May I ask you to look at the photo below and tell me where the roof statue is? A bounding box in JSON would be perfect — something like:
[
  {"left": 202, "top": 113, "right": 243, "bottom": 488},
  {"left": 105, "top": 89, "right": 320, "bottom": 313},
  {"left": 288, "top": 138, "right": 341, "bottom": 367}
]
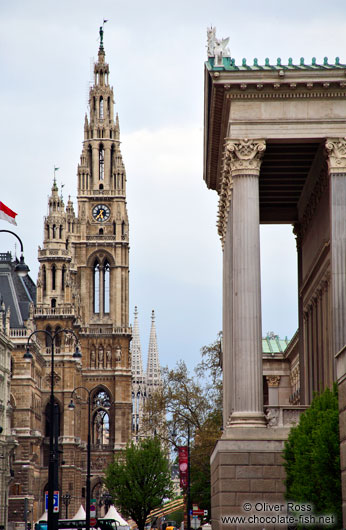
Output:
[
  {"left": 207, "top": 26, "right": 231, "bottom": 67},
  {"left": 99, "top": 26, "right": 104, "bottom": 49}
]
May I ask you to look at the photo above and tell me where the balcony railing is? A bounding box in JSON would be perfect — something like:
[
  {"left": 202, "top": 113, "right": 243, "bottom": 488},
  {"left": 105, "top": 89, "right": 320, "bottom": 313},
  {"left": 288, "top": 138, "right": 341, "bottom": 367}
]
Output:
[{"left": 34, "top": 306, "right": 74, "bottom": 317}]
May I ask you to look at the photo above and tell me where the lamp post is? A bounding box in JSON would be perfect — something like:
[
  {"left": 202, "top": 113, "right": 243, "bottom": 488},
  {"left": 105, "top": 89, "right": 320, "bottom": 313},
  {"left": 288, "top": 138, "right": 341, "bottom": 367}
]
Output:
[
  {"left": 61, "top": 493, "right": 72, "bottom": 519},
  {"left": 68, "top": 387, "right": 92, "bottom": 530},
  {"left": 0, "top": 230, "right": 30, "bottom": 276},
  {"left": 99, "top": 492, "right": 112, "bottom": 516},
  {"left": 24, "top": 329, "right": 81, "bottom": 530}
]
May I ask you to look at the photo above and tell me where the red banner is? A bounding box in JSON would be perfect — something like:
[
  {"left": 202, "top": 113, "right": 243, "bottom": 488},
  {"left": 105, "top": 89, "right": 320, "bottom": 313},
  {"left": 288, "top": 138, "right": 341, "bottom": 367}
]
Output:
[{"left": 178, "top": 446, "right": 188, "bottom": 489}]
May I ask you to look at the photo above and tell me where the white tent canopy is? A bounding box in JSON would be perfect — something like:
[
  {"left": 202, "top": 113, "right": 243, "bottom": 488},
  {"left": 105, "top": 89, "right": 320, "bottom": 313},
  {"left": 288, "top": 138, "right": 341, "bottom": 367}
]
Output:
[
  {"left": 36, "top": 511, "right": 47, "bottom": 523},
  {"left": 73, "top": 505, "right": 86, "bottom": 520},
  {"left": 104, "top": 505, "right": 129, "bottom": 527}
]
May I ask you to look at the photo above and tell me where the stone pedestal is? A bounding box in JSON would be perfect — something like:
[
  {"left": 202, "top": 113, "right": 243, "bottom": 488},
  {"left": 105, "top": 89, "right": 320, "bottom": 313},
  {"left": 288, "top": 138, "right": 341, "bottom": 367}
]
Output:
[{"left": 211, "top": 429, "right": 288, "bottom": 530}]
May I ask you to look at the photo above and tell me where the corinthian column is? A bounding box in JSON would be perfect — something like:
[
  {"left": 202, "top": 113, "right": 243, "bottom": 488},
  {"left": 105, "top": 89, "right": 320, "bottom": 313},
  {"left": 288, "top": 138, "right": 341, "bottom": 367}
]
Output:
[
  {"left": 220, "top": 138, "right": 266, "bottom": 428},
  {"left": 325, "top": 138, "right": 346, "bottom": 362}
]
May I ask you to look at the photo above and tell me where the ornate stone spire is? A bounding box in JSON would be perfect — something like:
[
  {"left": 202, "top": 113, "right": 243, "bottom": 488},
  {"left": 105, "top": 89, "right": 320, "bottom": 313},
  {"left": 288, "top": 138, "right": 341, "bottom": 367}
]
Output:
[
  {"left": 146, "top": 310, "right": 161, "bottom": 389},
  {"left": 131, "top": 306, "right": 145, "bottom": 383}
]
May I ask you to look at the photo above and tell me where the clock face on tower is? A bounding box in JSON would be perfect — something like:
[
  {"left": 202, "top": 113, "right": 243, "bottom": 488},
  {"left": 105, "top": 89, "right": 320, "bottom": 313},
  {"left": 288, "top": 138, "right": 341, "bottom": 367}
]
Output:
[{"left": 92, "top": 204, "right": 111, "bottom": 222}]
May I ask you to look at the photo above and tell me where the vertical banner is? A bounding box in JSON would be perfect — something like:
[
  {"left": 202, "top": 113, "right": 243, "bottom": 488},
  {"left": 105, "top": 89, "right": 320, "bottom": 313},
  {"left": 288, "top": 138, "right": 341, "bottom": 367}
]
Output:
[{"left": 178, "top": 446, "right": 188, "bottom": 489}]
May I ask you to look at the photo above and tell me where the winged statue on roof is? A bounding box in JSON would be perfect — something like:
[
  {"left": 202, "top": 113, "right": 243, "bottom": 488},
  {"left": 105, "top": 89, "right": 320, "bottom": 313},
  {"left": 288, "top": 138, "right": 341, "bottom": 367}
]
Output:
[{"left": 207, "top": 26, "right": 231, "bottom": 64}]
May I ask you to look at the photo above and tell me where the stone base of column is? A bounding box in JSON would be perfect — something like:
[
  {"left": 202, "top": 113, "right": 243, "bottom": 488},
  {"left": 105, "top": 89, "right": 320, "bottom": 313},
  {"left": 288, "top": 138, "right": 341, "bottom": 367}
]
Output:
[
  {"left": 210, "top": 428, "right": 290, "bottom": 530},
  {"left": 227, "top": 411, "right": 267, "bottom": 428},
  {"left": 336, "top": 345, "right": 346, "bottom": 528}
]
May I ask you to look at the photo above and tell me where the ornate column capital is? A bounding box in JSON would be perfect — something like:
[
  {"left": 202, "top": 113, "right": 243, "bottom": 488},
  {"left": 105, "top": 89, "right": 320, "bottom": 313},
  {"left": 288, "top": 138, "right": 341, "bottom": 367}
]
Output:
[
  {"left": 325, "top": 137, "right": 346, "bottom": 172},
  {"left": 225, "top": 138, "right": 266, "bottom": 176},
  {"left": 266, "top": 375, "right": 281, "bottom": 387},
  {"left": 217, "top": 138, "right": 266, "bottom": 246}
]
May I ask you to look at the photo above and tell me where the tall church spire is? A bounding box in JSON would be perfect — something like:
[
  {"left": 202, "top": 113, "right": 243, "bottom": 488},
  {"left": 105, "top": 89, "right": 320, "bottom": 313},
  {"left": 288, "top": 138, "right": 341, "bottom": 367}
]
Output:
[
  {"left": 146, "top": 310, "right": 161, "bottom": 388},
  {"left": 131, "top": 306, "right": 145, "bottom": 382}
]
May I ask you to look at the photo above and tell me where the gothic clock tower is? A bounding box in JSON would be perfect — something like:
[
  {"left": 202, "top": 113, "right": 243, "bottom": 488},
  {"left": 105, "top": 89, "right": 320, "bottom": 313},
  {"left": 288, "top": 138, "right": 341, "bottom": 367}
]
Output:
[{"left": 33, "top": 27, "right": 132, "bottom": 514}]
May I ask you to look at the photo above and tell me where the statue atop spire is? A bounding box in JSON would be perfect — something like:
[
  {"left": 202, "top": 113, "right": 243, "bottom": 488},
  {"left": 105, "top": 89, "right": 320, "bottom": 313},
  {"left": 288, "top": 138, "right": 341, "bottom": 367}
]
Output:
[
  {"left": 99, "top": 26, "right": 104, "bottom": 51},
  {"left": 99, "top": 20, "right": 108, "bottom": 52}
]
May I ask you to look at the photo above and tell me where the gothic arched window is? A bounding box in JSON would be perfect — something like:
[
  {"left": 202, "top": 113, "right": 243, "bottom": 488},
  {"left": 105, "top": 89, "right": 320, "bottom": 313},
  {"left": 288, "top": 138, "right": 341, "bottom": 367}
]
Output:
[
  {"left": 54, "top": 326, "right": 61, "bottom": 348},
  {"left": 62, "top": 265, "right": 66, "bottom": 290},
  {"left": 51, "top": 265, "right": 56, "bottom": 290},
  {"left": 88, "top": 145, "right": 93, "bottom": 180},
  {"left": 100, "top": 97, "right": 104, "bottom": 119},
  {"left": 42, "top": 265, "right": 47, "bottom": 293},
  {"left": 93, "top": 261, "right": 100, "bottom": 314},
  {"left": 99, "top": 146, "right": 104, "bottom": 180},
  {"left": 45, "top": 325, "right": 52, "bottom": 347},
  {"left": 104, "top": 261, "right": 110, "bottom": 314},
  {"left": 92, "top": 389, "right": 110, "bottom": 445}
]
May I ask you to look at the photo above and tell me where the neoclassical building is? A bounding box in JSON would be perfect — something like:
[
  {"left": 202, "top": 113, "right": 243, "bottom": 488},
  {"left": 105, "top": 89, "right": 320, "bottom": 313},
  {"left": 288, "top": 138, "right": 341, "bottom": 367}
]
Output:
[
  {"left": 8, "top": 29, "right": 132, "bottom": 527},
  {"left": 204, "top": 28, "right": 346, "bottom": 528}
]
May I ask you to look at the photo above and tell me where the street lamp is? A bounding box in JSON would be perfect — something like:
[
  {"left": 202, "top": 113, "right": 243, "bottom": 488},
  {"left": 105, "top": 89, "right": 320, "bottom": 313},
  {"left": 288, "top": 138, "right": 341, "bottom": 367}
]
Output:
[
  {"left": 61, "top": 493, "right": 72, "bottom": 519},
  {"left": 0, "top": 230, "right": 30, "bottom": 276},
  {"left": 68, "top": 387, "right": 92, "bottom": 530},
  {"left": 99, "top": 492, "right": 113, "bottom": 516},
  {"left": 24, "top": 329, "right": 81, "bottom": 530}
]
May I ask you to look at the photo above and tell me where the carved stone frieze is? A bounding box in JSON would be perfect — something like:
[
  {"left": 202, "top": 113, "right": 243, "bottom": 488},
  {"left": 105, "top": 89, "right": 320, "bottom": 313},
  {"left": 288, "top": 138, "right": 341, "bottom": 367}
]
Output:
[
  {"left": 325, "top": 137, "right": 346, "bottom": 172},
  {"left": 217, "top": 138, "right": 266, "bottom": 246},
  {"left": 300, "top": 160, "right": 329, "bottom": 240}
]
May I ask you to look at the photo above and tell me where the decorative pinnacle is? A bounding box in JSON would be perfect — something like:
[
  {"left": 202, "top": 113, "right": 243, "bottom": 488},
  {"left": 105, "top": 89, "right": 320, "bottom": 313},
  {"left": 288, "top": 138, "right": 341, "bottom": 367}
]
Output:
[{"left": 151, "top": 309, "right": 155, "bottom": 322}]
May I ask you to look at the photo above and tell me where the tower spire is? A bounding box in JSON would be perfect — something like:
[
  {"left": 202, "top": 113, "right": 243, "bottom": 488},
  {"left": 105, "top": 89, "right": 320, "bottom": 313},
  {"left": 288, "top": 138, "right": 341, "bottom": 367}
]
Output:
[
  {"left": 131, "top": 306, "right": 145, "bottom": 381},
  {"left": 146, "top": 309, "right": 161, "bottom": 388}
]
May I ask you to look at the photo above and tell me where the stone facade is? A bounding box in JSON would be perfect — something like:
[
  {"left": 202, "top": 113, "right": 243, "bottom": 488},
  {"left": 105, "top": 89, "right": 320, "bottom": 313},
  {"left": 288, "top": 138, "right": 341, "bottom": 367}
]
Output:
[
  {"left": 204, "top": 28, "right": 346, "bottom": 529},
  {"left": 8, "top": 31, "right": 132, "bottom": 527}
]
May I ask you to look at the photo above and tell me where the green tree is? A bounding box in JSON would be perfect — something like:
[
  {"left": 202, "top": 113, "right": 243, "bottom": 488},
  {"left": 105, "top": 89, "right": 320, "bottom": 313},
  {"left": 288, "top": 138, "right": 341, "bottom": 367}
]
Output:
[
  {"left": 105, "top": 438, "right": 173, "bottom": 530},
  {"left": 283, "top": 385, "right": 341, "bottom": 528},
  {"left": 142, "top": 334, "right": 223, "bottom": 518}
]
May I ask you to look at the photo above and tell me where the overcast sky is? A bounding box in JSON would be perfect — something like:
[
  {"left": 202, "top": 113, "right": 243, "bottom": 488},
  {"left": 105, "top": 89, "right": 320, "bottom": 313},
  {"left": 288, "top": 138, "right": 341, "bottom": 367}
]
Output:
[{"left": 1, "top": 0, "right": 345, "bottom": 371}]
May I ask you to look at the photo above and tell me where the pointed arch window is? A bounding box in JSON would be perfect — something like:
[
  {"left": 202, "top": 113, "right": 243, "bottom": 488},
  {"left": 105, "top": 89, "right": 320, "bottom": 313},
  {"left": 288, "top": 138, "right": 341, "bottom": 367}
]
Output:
[
  {"left": 99, "top": 146, "right": 104, "bottom": 180},
  {"left": 52, "top": 265, "right": 56, "bottom": 290},
  {"left": 93, "top": 261, "right": 100, "bottom": 314},
  {"left": 55, "top": 326, "right": 61, "bottom": 349},
  {"left": 100, "top": 97, "right": 104, "bottom": 119},
  {"left": 42, "top": 265, "right": 47, "bottom": 293},
  {"left": 92, "top": 389, "right": 111, "bottom": 445},
  {"left": 45, "top": 325, "right": 52, "bottom": 348},
  {"left": 52, "top": 225, "right": 56, "bottom": 239},
  {"left": 104, "top": 261, "right": 110, "bottom": 314},
  {"left": 88, "top": 145, "right": 93, "bottom": 180},
  {"left": 107, "top": 97, "right": 111, "bottom": 118},
  {"left": 62, "top": 265, "right": 66, "bottom": 290}
]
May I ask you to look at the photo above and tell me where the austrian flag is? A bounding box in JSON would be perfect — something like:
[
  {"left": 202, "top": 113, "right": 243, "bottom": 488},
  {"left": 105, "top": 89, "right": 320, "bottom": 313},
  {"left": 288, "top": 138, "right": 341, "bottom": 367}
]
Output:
[{"left": 0, "top": 202, "right": 17, "bottom": 225}]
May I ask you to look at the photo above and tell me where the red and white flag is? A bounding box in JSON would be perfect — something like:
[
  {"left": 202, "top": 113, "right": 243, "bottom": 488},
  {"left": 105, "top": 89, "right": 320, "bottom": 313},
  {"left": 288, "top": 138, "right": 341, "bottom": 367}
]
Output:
[{"left": 0, "top": 202, "right": 17, "bottom": 225}]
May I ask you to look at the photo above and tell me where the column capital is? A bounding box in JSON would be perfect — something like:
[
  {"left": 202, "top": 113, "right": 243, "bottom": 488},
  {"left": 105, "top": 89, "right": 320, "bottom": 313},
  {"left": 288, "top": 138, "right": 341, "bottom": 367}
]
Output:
[
  {"left": 325, "top": 137, "right": 346, "bottom": 172},
  {"left": 224, "top": 138, "right": 266, "bottom": 176},
  {"left": 217, "top": 138, "right": 266, "bottom": 246},
  {"left": 266, "top": 375, "right": 281, "bottom": 387}
]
